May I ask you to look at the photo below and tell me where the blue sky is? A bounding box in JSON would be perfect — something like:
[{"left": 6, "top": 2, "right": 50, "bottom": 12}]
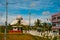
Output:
[{"left": 0, "top": 0, "right": 60, "bottom": 25}]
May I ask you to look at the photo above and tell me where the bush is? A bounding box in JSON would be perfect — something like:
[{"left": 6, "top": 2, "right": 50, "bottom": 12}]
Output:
[
  {"left": 1, "top": 26, "right": 5, "bottom": 33},
  {"left": 53, "top": 36, "right": 57, "bottom": 40}
]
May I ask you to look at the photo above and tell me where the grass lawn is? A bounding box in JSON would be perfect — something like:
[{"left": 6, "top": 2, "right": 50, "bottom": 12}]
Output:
[{"left": 0, "top": 33, "right": 48, "bottom": 40}]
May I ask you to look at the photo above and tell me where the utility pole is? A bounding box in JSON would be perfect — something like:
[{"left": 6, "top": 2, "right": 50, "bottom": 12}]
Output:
[
  {"left": 28, "top": 13, "right": 31, "bottom": 31},
  {"left": 4, "top": 0, "right": 18, "bottom": 40},
  {"left": 4, "top": 0, "right": 8, "bottom": 40}
]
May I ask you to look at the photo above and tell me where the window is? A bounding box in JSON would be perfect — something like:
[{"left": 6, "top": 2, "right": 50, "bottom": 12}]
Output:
[
  {"left": 52, "top": 23, "right": 56, "bottom": 26},
  {"left": 56, "top": 22, "right": 60, "bottom": 26},
  {"left": 57, "top": 16, "right": 60, "bottom": 19},
  {"left": 52, "top": 17, "right": 56, "bottom": 20}
]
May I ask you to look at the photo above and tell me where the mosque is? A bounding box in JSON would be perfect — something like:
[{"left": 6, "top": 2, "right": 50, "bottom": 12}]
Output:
[{"left": 9, "top": 16, "right": 28, "bottom": 33}]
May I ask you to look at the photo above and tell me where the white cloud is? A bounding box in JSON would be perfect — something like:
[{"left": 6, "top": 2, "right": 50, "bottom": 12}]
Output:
[
  {"left": 0, "top": 17, "right": 5, "bottom": 25},
  {"left": 0, "top": 14, "right": 20, "bottom": 25},
  {"left": 0, "top": 14, "right": 51, "bottom": 25},
  {"left": 42, "top": 11, "right": 50, "bottom": 15},
  {"left": 40, "top": 11, "right": 51, "bottom": 23},
  {"left": 8, "top": 15, "right": 20, "bottom": 23},
  {"left": 25, "top": 19, "right": 36, "bottom": 26}
]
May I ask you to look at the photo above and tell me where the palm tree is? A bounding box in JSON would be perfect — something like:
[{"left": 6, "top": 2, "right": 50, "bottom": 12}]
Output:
[
  {"left": 42, "top": 22, "right": 48, "bottom": 38},
  {"left": 34, "top": 19, "right": 41, "bottom": 27},
  {"left": 34, "top": 19, "right": 43, "bottom": 32},
  {"left": 42, "top": 22, "right": 52, "bottom": 38}
]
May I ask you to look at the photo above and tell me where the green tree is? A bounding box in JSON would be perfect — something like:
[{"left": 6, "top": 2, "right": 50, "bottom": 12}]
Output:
[
  {"left": 34, "top": 19, "right": 42, "bottom": 31},
  {"left": 42, "top": 23, "right": 52, "bottom": 31},
  {"left": 0, "top": 25, "right": 4, "bottom": 33},
  {"left": 43, "top": 23, "right": 52, "bottom": 32},
  {"left": 42, "top": 22, "right": 48, "bottom": 31},
  {"left": 42, "top": 22, "right": 52, "bottom": 38},
  {"left": 34, "top": 19, "right": 42, "bottom": 27},
  {"left": 7, "top": 24, "right": 13, "bottom": 32},
  {"left": 34, "top": 19, "right": 41, "bottom": 27},
  {"left": 48, "top": 23, "right": 52, "bottom": 32}
]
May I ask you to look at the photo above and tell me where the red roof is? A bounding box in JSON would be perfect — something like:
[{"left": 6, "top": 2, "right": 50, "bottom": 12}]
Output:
[{"left": 52, "top": 12, "right": 60, "bottom": 17}]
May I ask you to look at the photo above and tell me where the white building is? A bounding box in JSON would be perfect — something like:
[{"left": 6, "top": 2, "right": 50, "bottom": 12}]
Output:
[
  {"left": 10, "top": 16, "right": 28, "bottom": 31},
  {"left": 10, "top": 16, "right": 28, "bottom": 25}
]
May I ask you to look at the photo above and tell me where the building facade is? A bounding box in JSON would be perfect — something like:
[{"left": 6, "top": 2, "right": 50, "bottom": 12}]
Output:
[{"left": 52, "top": 13, "right": 60, "bottom": 34}]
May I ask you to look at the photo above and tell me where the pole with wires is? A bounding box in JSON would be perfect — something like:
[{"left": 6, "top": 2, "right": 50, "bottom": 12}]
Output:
[
  {"left": 28, "top": 12, "right": 31, "bottom": 31},
  {"left": 4, "top": 0, "right": 8, "bottom": 40}
]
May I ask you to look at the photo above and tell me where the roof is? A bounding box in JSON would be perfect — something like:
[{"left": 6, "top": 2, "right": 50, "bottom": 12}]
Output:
[
  {"left": 10, "top": 20, "right": 28, "bottom": 25},
  {"left": 52, "top": 12, "right": 60, "bottom": 17}
]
